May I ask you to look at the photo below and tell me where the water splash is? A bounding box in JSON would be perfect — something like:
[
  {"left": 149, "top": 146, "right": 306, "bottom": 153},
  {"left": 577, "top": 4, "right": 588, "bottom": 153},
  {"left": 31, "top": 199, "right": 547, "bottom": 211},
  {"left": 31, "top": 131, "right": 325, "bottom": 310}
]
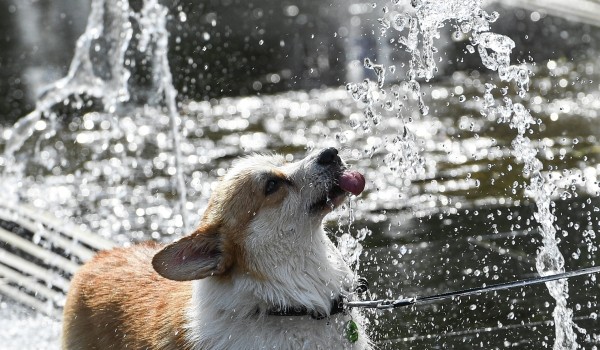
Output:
[
  {"left": 359, "top": 1, "right": 580, "bottom": 348},
  {"left": 4, "top": 0, "right": 131, "bottom": 158},
  {"left": 135, "top": 0, "right": 189, "bottom": 232},
  {"left": 477, "top": 24, "right": 579, "bottom": 350},
  {"left": 1, "top": 0, "right": 190, "bottom": 232},
  {"left": 346, "top": 0, "right": 498, "bottom": 178}
]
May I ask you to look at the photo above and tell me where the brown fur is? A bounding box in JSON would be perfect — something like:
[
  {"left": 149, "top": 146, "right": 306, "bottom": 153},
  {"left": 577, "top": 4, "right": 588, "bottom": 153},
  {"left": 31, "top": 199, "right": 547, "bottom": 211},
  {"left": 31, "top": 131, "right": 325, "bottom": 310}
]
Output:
[
  {"left": 150, "top": 168, "right": 290, "bottom": 282},
  {"left": 62, "top": 242, "right": 192, "bottom": 349},
  {"left": 63, "top": 165, "right": 291, "bottom": 348},
  {"left": 202, "top": 167, "right": 290, "bottom": 280}
]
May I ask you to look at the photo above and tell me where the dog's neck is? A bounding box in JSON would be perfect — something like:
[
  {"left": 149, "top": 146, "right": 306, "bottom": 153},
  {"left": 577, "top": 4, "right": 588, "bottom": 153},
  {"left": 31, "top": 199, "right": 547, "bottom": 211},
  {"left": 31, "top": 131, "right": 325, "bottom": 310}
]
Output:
[
  {"left": 266, "top": 293, "right": 346, "bottom": 319},
  {"left": 181, "top": 224, "right": 368, "bottom": 349},
  {"left": 189, "top": 229, "right": 353, "bottom": 320}
]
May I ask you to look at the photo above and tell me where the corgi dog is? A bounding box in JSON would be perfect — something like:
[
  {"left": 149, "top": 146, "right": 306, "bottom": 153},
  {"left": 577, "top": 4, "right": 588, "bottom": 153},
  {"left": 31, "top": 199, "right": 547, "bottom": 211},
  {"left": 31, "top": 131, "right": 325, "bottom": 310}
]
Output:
[{"left": 62, "top": 147, "right": 370, "bottom": 349}]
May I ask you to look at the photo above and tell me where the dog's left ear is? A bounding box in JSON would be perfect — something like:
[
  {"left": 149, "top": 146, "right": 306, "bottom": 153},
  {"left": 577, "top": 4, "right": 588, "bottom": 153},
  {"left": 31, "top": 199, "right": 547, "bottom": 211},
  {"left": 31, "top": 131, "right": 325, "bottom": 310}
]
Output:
[{"left": 152, "top": 228, "right": 230, "bottom": 281}]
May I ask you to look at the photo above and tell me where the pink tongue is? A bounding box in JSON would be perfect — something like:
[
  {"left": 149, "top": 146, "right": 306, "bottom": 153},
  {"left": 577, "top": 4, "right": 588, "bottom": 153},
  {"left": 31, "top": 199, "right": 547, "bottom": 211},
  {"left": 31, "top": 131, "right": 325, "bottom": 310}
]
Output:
[{"left": 339, "top": 171, "right": 366, "bottom": 196}]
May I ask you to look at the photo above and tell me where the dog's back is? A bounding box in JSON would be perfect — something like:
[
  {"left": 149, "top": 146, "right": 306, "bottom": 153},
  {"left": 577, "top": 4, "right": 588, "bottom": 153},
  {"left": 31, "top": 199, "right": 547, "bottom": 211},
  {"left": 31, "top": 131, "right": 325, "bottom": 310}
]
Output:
[{"left": 62, "top": 242, "right": 192, "bottom": 349}]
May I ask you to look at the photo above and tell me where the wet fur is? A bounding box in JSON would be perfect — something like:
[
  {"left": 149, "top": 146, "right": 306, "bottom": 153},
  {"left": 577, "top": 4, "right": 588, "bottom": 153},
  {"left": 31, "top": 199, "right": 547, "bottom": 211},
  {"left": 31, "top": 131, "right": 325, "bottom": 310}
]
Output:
[{"left": 62, "top": 151, "right": 371, "bottom": 349}]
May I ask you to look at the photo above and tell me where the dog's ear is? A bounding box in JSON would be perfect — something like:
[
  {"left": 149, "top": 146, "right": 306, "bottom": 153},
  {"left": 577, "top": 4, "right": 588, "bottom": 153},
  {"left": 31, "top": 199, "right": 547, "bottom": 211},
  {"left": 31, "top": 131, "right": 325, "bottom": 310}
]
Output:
[{"left": 152, "top": 229, "right": 229, "bottom": 281}]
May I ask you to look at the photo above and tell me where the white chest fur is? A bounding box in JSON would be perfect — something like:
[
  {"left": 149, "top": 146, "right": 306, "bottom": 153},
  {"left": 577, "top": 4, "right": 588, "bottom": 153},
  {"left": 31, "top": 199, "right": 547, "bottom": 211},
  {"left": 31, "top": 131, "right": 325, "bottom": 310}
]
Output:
[{"left": 184, "top": 231, "right": 371, "bottom": 350}]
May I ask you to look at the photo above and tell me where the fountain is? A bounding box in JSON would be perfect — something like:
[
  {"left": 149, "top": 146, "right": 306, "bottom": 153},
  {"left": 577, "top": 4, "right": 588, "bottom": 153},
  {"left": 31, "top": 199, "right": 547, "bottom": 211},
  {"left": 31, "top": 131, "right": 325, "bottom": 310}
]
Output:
[
  {"left": 1, "top": 0, "right": 190, "bottom": 238},
  {"left": 347, "top": 0, "right": 590, "bottom": 348},
  {"left": 1, "top": 0, "right": 599, "bottom": 348}
]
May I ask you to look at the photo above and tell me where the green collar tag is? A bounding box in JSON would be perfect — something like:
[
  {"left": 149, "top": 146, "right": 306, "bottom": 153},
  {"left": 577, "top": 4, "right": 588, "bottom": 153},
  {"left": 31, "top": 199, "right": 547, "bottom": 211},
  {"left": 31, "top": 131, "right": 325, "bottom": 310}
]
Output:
[{"left": 345, "top": 320, "right": 359, "bottom": 343}]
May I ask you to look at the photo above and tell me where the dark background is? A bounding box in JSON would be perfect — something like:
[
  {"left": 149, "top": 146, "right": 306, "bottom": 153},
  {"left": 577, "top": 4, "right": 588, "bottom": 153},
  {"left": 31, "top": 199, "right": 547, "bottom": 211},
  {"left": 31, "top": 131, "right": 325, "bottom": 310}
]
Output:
[{"left": 0, "top": 0, "right": 598, "bottom": 123}]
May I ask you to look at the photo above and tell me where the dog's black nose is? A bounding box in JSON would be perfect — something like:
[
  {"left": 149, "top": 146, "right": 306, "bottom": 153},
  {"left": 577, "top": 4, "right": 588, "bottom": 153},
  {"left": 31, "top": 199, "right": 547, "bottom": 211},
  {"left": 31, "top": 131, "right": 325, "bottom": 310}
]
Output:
[{"left": 317, "top": 147, "right": 340, "bottom": 165}]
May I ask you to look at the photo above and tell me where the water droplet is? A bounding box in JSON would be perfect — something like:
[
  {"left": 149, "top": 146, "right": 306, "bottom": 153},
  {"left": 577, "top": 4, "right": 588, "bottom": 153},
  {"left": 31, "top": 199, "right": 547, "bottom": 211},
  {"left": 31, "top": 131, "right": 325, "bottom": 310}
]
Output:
[
  {"left": 392, "top": 14, "right": 409, "bottom": 32},
  {"left": 384, "top": 100, "right": 394, "bottom": 111}
]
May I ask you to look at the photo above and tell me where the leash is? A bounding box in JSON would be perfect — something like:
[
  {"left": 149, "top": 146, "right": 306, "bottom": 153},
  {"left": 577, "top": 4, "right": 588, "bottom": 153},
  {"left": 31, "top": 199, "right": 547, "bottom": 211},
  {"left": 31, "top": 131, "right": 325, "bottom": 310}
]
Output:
[{"left": 347, "top": 265, "right": 600, "bottom": 310}]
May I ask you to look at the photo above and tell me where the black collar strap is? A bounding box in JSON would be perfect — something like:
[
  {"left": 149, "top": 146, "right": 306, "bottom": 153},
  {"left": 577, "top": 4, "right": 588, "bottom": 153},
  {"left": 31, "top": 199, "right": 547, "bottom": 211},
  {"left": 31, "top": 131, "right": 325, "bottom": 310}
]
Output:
[
  {"left": 267, "top": 294, "right": 346, "bottom": 320},
  {"left": 265, "top": 278, "right": 368, "bottom": 320}
]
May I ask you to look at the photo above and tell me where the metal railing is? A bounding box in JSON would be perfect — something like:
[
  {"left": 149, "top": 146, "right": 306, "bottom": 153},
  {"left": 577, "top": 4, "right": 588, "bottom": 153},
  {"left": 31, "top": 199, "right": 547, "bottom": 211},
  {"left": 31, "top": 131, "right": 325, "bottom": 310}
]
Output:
[{"left": 0, "top": 202, "right": 114, "bottom": 319}]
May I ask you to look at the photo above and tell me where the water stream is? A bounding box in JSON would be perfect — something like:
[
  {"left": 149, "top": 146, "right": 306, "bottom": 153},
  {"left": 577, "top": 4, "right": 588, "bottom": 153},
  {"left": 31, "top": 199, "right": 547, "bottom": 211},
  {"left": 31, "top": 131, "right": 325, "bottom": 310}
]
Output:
[
  {"left": 1, "top": 0, "right": 190, "bottom": 234},
  {"left": 350, "top": 1, "right": 584, "bottom": 348}
]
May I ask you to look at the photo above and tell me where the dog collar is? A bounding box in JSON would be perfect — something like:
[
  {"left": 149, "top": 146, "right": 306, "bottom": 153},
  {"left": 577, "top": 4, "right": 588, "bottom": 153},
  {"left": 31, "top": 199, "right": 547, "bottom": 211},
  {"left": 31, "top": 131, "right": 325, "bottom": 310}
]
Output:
[
  {"left": 266, "top": 278, "right": 369, "bottom": 320},
  {"left": 267, "top": 294, "right": 345, "bottom": 320}
]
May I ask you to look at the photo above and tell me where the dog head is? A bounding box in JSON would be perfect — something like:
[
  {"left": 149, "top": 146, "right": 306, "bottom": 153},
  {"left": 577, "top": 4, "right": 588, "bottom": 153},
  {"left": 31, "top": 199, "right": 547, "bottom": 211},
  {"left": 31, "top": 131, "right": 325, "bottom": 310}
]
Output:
[{"left": 152, "top": 148, "right": 365, "bottom": 281}]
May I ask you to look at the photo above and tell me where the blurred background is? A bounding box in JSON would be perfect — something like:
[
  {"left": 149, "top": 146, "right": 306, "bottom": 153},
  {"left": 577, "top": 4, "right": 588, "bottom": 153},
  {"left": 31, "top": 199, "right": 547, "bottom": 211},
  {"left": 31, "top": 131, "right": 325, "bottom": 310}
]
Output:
[
  {"left": 0, "top": 0, "right": 600, "bottom": 348},
  {"left": 1, "top": 0, "right": 598, "bottom": 122}
]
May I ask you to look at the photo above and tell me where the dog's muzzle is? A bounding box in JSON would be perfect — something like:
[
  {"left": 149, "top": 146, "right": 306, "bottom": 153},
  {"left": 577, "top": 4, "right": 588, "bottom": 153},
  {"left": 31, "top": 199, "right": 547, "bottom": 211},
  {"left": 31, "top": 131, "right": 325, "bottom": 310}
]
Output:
[{"left": 309, "top": 148, "right": 365, "bottom": 213}]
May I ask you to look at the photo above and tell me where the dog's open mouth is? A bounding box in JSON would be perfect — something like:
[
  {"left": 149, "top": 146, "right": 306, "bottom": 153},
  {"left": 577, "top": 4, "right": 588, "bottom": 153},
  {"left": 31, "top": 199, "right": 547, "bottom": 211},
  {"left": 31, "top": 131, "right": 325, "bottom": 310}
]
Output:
[{"left": 310, "top": 170, "right": 365, "bottom": 213}]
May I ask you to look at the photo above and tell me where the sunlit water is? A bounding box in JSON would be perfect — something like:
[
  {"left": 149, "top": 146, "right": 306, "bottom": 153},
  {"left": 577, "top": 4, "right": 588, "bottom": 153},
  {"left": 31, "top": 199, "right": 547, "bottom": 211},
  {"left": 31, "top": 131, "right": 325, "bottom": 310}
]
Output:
[
  {"left": 1, "top": 1, "right": 600, "bottom": 349},
  {"left": 350, "top": 1, "right": 591, "bottom": 348}
]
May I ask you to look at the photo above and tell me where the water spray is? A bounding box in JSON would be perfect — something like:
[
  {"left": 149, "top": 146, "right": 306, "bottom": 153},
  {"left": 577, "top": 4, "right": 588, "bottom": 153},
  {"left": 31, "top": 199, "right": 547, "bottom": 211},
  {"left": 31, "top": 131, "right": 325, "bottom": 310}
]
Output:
[
  {"left": 1, "top": 0, "right": 191, "bottom": 233},
  {"left": 350, "top": 1, "right": 582, "bottom": 347}
]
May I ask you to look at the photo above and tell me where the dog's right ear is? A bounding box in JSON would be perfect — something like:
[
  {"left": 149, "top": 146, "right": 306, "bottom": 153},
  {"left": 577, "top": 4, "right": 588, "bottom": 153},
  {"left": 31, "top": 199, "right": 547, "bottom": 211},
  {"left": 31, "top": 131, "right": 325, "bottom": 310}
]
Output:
[{"left": 152, "top": 229, "right": 229, "bottom": 281}]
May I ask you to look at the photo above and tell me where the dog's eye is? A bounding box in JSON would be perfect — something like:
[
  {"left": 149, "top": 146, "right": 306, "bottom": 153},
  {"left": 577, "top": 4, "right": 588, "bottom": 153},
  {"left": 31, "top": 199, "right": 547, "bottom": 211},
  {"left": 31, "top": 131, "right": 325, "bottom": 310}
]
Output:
[{"left": 265, "top": 178, "right": 282, "bottom": 196}]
